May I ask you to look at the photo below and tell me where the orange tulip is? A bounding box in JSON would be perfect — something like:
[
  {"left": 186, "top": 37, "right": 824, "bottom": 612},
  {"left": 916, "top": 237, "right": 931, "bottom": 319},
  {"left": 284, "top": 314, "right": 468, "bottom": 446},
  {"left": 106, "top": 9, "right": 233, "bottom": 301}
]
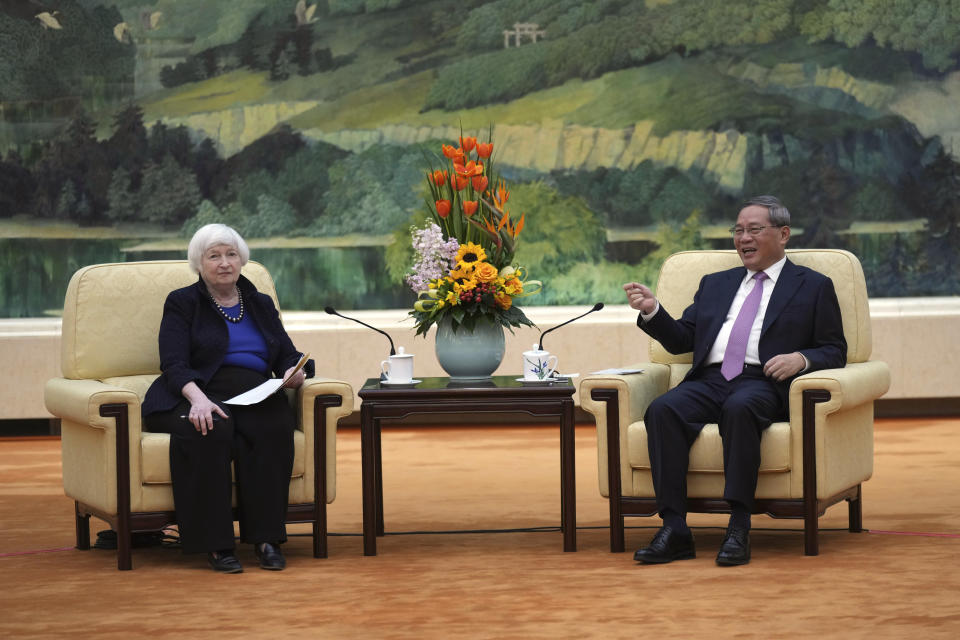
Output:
[
  {"left": 451, "top": 174, "right": 468, "bottom": 190},
  {"left": 441, "top": 144, "right": 459, "bottom": 159},
  {"left": 472, "top": 175, "right": 488, "bottom": 192},
  {"left": 476, "top": 142, "right": 493, "bottom": 158},
  {"left": 455, "top": 161, "right": 483, "bottom": 178},
  {"left": 459, "top": 136, "right": 477, "bottom": 152},
  {"left": 463, "top": 200, "right": 478, "bottom": 217},
  {"left": 431, "top": 169, "right": 448, "bottom": 186},
  {"left": 436, "top": 199, "right": 451, "bottom": 218}
]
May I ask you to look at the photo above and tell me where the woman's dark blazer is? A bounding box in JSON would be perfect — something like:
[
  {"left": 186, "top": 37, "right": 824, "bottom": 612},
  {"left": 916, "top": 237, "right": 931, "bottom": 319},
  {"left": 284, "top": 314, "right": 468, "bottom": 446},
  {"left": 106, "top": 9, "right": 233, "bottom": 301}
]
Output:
[{"left": 142, "top": 274, "right": 314, "bottom": 416}]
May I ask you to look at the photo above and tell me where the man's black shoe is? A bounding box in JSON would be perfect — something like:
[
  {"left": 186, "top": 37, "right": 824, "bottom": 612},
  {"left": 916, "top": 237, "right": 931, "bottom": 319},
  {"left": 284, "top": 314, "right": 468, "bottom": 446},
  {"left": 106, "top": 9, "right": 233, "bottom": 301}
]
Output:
[
  {"left": 255, "top": 542, "right": 286, "bottom": 571},
  {"left": 207, "top": 550, "right": 243, "bottom": 573},
  {"left": 633, "top": 526, "right": 696, "bottom": 564},
  {"left": 716, "top": 526, "right": 751, "bottom": 566}
]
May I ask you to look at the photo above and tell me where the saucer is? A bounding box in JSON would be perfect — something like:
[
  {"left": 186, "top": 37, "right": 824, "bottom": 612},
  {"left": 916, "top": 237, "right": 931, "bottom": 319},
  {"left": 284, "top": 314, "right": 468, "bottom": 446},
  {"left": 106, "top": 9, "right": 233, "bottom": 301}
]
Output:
[{"left": 380, "top": 378, "right": 421, "bottom": 386}]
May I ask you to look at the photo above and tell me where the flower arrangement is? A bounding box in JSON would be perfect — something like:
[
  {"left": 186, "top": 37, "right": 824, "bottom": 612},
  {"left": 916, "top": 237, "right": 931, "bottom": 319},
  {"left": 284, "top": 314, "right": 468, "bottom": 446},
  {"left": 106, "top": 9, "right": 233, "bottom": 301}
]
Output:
[{"left": 406, "top": 133, "right": 540, "bottom": 336}]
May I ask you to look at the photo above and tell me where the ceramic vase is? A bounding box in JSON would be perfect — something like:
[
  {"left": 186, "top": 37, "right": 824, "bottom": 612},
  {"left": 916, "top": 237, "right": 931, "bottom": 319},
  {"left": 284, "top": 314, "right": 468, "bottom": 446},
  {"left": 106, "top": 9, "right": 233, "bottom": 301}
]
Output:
[{"left": 434, "top": 315, "right": 505, "bottom": 380}]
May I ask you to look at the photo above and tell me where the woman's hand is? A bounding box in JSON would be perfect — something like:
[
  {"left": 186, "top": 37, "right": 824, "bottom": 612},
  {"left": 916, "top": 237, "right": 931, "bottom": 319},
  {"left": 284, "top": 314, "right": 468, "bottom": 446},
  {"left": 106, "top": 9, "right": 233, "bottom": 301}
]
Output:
[
  {"left": 181, "top": 382, "right": 228, "bottom": 435},
  {"left": 282, "top": 366, "right": 306, "bottom": 389}
]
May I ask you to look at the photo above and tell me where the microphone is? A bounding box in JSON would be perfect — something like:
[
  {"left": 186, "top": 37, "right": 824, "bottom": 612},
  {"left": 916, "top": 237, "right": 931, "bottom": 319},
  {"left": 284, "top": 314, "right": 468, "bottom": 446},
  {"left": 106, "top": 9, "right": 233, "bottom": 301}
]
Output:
[
  {"left": 324, "top": 306, "right": 396, "bottom": 356},
  {"left": 538, "top": 303, "right": 604, "bottom": 352}
]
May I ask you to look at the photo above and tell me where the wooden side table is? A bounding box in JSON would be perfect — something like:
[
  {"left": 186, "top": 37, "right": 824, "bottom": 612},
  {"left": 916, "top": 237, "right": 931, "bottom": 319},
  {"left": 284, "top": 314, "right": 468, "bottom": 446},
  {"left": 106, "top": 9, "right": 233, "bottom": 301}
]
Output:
[{"left": 357, "top": 375, "right": 577, "bottom": 555}]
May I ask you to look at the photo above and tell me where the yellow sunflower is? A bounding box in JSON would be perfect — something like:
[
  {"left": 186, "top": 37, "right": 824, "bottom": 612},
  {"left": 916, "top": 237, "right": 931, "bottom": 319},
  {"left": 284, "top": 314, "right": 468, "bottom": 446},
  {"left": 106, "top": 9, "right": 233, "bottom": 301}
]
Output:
[
  {"left": 453, "top": 278, "right": 477, "bottom": 294},
  {"left": 455, "top": 242, "right": 487, "bottom": 271},
  {"left": 449, "top": 267, "right": 472, "bottom": 283}
]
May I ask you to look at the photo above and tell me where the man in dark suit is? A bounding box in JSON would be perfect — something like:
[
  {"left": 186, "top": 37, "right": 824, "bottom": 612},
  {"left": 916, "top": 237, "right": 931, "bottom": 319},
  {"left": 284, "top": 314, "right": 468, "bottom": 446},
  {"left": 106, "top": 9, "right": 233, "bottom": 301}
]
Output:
[{"left": 622, "top": 195, "right": 847, "bottom": 565}]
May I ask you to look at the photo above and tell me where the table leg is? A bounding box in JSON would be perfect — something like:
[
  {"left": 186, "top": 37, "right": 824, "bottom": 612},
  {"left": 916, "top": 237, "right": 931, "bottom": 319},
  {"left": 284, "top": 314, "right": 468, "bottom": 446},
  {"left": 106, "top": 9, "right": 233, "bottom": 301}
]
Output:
[
  {"left": 375, "top": 417, "right": 385, "bottom": 536},
  {"left": 360, "top": 404, "right": 377, "bottom": 556},
  {"left": 560, "top": 398, "right": 577, "bottom": 552}
]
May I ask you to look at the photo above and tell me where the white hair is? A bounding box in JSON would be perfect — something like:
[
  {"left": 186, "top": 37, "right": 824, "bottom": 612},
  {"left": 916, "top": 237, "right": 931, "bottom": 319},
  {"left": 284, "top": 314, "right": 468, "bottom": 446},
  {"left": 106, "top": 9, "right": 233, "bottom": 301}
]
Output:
[{"left": 187, "top": 224, "right": 250, "bottom": 273}]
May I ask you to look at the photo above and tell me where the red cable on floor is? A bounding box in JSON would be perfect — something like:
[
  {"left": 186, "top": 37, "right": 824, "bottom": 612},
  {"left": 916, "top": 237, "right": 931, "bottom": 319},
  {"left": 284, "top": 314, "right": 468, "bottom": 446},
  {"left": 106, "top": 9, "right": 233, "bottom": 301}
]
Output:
[
  {"left": 0, "top": 547, "right": 74, "bottom": 557},
  {"left": 867, "top": 530, "right": 960, "bottom": 538}
]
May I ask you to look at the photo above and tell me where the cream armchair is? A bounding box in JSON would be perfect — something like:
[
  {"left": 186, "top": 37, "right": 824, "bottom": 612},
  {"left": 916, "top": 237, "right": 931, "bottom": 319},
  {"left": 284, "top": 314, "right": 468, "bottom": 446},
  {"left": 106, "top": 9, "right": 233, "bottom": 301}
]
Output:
[
  {"left": 579, "top": 249, "right": 890, "bottom": 555},
  {"left": 44, "top": 260, "right": 353, "bottom": 570}
]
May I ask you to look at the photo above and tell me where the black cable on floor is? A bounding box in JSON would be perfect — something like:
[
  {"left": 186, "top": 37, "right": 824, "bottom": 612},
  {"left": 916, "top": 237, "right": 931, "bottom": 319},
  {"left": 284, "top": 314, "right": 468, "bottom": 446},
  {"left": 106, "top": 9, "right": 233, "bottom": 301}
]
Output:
[
  {"left": 289, "top": 524, "right": 854, "bottom": 538},
  {"left": 93, "top": 523, "right": 863, "bottom": 550}
]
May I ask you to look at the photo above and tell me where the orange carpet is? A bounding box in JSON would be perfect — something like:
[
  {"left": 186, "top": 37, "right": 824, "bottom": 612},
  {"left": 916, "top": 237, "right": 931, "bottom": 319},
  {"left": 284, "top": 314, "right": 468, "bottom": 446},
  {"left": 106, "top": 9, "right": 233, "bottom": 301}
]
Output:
[{"left": 1, "top": 418, "right": 959, "bottom": 638}]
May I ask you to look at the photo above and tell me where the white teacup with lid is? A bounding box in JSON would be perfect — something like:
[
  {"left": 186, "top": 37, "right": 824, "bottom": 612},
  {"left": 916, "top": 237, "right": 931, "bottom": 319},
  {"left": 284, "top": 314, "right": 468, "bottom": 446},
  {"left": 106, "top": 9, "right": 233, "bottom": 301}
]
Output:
[
  {"left": 522, "top": 344, "right": 558, "bottom": 381},
  {"left": 381, "top": 346, "right": 414, "bottom": 383}
]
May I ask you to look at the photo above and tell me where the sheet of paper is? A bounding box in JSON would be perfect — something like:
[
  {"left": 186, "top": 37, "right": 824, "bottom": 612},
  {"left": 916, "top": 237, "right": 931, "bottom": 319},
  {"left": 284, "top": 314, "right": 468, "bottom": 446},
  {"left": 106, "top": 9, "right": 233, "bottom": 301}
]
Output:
[
  {"left": 589, "top": 367, "right": 645, "bottom": 375},
  {"left": 224, "top": 378, "right": 285, "bottom": 406},
  {"left": 224, "top": 353, "right": 310, "bottom": 406}
]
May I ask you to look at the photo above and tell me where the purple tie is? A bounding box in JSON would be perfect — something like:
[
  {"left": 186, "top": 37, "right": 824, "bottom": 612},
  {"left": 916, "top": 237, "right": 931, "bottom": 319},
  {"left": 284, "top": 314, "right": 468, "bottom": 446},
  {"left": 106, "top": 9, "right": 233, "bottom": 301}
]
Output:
[{"left": 721, "top": 271, "right": 768, "bottom": 381}]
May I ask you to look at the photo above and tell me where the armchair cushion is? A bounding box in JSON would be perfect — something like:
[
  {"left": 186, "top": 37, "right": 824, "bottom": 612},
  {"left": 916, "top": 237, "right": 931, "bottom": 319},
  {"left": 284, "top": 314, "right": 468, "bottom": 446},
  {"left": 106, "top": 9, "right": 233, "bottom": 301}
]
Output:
[{"left": 626, "top": 421, "right": 792, "bottom": 473}]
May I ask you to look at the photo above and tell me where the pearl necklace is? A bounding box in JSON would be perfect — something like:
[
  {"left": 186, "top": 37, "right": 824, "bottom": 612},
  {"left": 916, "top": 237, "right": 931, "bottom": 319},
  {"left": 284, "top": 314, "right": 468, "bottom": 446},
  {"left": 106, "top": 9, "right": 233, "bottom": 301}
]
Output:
[{"left": 211, "top": 286, "right": 244, "bottom": 323}]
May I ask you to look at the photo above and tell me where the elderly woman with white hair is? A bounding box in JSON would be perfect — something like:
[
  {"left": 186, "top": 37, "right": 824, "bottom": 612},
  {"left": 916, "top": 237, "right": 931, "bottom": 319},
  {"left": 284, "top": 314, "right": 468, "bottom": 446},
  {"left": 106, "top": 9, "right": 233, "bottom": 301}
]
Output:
[{"left": 142, "top": 223, "right": 312, "bottom": 573}]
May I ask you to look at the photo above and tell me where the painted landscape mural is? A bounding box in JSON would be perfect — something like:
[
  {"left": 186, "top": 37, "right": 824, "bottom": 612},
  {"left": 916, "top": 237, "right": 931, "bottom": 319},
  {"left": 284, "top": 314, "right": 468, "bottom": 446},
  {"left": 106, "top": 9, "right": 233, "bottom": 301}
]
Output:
[{"left": 1, "top": 0, "right": 959, "bottom": 318}]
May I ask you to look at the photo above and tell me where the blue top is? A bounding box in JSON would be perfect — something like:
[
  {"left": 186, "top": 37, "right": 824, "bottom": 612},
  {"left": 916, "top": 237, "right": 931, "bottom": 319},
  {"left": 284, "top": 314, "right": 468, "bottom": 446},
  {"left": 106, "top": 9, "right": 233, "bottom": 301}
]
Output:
[{"left": 221, "top": 303, "right": 270, "bottom": 374}]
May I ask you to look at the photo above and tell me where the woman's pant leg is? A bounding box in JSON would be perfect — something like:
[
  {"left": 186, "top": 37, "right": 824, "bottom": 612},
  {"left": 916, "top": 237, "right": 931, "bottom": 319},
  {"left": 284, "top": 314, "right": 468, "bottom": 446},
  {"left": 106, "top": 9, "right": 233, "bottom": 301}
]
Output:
[
  {"left": 144, "top": 403, "right": 236, "bottom": 554},
  {"left": 231, "top": 392, "right": 295, "bottom": 545}
]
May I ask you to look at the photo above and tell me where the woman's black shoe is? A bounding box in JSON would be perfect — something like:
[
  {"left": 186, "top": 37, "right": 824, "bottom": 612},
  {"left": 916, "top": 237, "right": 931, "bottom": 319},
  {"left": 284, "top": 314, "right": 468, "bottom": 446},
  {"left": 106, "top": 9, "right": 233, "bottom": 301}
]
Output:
[
  {"left": 207, "top": 550, "right": 244, "bottom": 573},
  {"left": 255, "top": 543, "right": 286, "bottom": 571}
]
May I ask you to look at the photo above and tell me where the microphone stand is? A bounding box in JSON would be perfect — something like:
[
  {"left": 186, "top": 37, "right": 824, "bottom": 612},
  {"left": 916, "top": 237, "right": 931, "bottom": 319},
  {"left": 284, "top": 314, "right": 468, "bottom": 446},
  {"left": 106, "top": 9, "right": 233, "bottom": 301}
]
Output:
[
  {"left": 324, "top": 306, "right": 396, "bottom": 356},
  {"left": 538, "top": 302, "right": 604, "bottom": 352},
  {"left": 325, "top": 307, "right": 396, "bottom": 381}
]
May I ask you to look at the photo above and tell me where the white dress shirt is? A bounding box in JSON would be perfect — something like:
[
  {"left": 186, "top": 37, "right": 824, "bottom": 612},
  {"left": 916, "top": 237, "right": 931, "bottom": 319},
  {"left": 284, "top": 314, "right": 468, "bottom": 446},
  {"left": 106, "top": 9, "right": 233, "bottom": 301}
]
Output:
[{"left": 704, "top": 256, "right": 786, "bottom": 366}]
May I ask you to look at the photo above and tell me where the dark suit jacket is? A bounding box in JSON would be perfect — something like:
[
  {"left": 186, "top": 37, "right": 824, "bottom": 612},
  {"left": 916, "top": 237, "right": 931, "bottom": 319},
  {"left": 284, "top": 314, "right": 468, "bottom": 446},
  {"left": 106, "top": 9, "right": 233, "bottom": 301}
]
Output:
[
  {"left": 142, "top": 274, "right": 314, "bottom": 416},
  {"left": 639, "top": 259, "right": 847, "bottom": 403}
]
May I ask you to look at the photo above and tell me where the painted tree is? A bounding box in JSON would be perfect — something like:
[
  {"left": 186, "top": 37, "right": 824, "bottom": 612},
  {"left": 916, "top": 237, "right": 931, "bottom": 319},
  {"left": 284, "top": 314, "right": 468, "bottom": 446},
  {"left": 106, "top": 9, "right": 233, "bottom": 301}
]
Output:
[
  {"left": 792, "top": 150, "right": 853, "bottom": 248},
  {"left": 193, "top": 139, "right": 225, "bottom": 200},
  {"left": 915, "top": 148, "right": 960, "bottom": 294},
  {"left": 105, "top": 166, "right": 137, "bottom": 223},
  {"left": 138, "top": 155, "right": 202, "bottom": 225},
  {"left": 108, "top": 104, "right": 149, "bottom": 186},
  {"left": 0, "top": 151, "right": 35, "bottom": 217},
  {"left": 799, "top": 0, "right": 960, "bottom": 72}
]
